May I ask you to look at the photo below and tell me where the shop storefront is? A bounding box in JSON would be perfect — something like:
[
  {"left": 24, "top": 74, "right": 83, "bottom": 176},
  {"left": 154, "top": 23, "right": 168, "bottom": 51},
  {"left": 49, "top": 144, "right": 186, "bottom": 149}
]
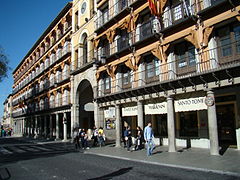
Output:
[{"left": 122, "top": 105, "right": 138, "bottom": 136}]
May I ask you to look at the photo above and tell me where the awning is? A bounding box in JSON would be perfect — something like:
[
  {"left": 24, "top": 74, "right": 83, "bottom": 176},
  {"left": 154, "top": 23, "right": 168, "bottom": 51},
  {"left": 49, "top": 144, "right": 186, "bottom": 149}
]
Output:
[
  {"left": 144, "top": 102, "right": 167, "bottom": 115},
  {"left": 122, "top": 106, "right": 137, "bottom": 117},
  {"left": 175, "top": 97, "right": 207, "bottom": 112}
]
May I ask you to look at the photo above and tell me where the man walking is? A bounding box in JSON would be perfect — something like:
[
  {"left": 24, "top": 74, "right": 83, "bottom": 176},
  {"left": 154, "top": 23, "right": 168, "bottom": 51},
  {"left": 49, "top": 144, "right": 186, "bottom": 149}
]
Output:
[{"left": 144, "top": 122, "right": 155, "bottom": 156}]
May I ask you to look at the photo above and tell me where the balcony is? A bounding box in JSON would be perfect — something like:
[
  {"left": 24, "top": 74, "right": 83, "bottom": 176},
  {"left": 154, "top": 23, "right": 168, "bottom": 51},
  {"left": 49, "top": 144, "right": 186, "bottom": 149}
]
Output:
[
  {"left": 117, "top": 34, "right": 130, "bottom": 52},
  {"left": 96, "top": 40, "right": 240, "bottom": 97},
  {"left": 162, "top": 1, "right": 195, "bottom": 29},
  {"left": 136, "top": 18, "right": 160, "bottom": 42},
  {"left": 95, "top": 0, "right": 139, "bottom": 31},
  {"left": 55, "top": 69, "right": 70, "bottom": 84},
  {"left": 196, "top": 0, "right": 236, "bottom": 15}
]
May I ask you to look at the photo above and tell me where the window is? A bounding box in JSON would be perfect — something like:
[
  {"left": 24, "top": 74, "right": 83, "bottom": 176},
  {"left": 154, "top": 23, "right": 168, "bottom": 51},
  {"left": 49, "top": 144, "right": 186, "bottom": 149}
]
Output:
[
  {"left": 102, "top": 6, "right": 109, "bottom": 25},
  {"left": 145, "top": 55, "right": 160, "bottom": 83},
  {"left": 117, "top": 30, "right": 129, "bottom": 51},
  {"left": 75, "top": 49, "right": 79, "bottom": 69},
  {"left": 140, "top": 13, "right": 152, "bottom": 40},
  {"left": 179, "top": 111, "right": 198, "bottom": 137},
  {"left": 175, "top": 42, "right": 196, "bottom": 75},
  {"left": 118, "top": 0, "right": 127, "bottom": 12},
  {"left": 217, "top": 23, "right": 240, "bottom": 64},
  {"left": 83, "top": 37, "right": 88, "bottom": 64},
  {"left": 101, "top": 39, "right": 110, "bottom": 57},
  {"left": 103, "top": 75, "right": 111, "bottom": 94},
  {"left": 122, "top": 67, "right": 131, "bottom": 89},
  {"left": 75, "top": 11, "right": 79, "bottom": 31},
  {"left": 144, "top": 114, "right": 168, "bottom": 137}
]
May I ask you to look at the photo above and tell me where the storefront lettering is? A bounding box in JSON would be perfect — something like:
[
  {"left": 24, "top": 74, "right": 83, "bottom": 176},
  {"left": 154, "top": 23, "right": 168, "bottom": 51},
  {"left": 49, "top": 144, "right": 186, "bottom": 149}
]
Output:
[
  {"left": 175, "top": 97, "right": 207, "bottom": 112},
  {"left": 177, "top": 98, "right": 204, "bottom": 106},
  {"left": 122, "top": 106, "right": 138, "bottom": 116},
  {"left": 145, "top": 102, "right": 167, "bottom": 115}
]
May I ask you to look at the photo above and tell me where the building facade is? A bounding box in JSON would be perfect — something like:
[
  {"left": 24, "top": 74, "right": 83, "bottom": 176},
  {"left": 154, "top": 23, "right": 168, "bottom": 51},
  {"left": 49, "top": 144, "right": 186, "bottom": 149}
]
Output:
[
  {"left": 12, "top": 3, "right": 72, "bottom": 140},
  {"left": 2, "top": 94, "right": 13, "bottom": 129},
  {"left": 93, "top": 0, "right": 240, "bottom": 155},
  {"left": 70, "top": 0, "right": 100, "bottom": 133}
]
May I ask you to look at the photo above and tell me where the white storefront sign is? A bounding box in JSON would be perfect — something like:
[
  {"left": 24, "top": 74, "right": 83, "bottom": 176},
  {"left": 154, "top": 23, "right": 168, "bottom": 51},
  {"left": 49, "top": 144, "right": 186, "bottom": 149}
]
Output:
[
  {"left": 144, "top": 102, "right": 167, "bottom": 115},
  {"left": 104, "top": 107, "right": 116, "bottom": 119},
  {"left": 84, "top": 102, "right": 94, "bottom": 111},
  {"left": 175, "top": 97, "right": 207, "bottom": 112},
  {"left": 122, "top": 106, "right": 138, "bottom": 116}
]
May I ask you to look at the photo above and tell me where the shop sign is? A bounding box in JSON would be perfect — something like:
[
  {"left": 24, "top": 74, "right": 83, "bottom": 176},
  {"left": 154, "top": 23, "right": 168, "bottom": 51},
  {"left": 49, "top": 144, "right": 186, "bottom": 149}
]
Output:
[
  {"left": 144, "top": 102, "right": 167, "bottom": 115},
  {"left": 106, "top": 119, "right": 115, "bottom": 130},
  {"left": 104, "top": 107, "right": 116, "bottom": 119},
  {"left": 84, "top": 102, "right": 94, "bottom": 111},
  {"left": 122, "top": 106, "right": 138, "bottom": 116},
  {"left": 175, "top": 97, "right": 207, "bottom": 112}
]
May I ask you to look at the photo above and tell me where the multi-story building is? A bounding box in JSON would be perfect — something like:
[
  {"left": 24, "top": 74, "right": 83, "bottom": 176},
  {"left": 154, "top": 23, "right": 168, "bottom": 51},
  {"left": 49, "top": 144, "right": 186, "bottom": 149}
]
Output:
[
  {"left": 94, "top": 0, "right": 240, "bottom": 155},
  {"left": 12, "top": 3, "right": 72, "bottom": 140},
  {"left": 2, "top": 94, "right": 13, "bottom": 129},
  {"left": 70, "top": 0, "right": 99, "bottom": 132}
]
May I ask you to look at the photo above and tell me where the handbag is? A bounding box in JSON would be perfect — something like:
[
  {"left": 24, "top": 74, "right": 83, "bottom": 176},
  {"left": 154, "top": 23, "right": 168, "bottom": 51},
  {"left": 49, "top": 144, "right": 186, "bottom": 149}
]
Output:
[{"left": 124, "top": 136, "right": 128, "bottom": 141}]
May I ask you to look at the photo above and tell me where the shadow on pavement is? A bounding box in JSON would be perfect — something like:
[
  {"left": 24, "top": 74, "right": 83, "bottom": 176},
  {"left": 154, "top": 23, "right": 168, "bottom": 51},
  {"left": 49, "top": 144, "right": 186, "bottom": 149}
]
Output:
[
  {"left": 0, "top": 147, "right": 81, "bottom": 165},
  {"left": 0, "top": 168, "right": 11, "bottom": 180},
  {"left": 87, "top": 167, "right": 133, "bottom": 180}
]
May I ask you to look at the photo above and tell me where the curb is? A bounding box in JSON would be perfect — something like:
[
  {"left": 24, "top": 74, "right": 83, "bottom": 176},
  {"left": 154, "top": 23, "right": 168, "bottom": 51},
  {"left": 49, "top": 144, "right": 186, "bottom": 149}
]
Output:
[{"left": 84, "top": 151, "right": 240, "bottom": 178}]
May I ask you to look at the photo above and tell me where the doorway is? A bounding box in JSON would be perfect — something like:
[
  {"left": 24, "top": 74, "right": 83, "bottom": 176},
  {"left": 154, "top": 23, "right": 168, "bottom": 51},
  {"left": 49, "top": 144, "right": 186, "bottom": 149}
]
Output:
[{"left": 216, "top": 104, "right": 236, "bottom": 146}]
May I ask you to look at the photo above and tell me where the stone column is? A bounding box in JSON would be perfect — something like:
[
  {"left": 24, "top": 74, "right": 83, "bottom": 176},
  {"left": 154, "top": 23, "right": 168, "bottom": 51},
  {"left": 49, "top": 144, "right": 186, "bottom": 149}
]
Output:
[
  {"left": 28, "top": 117, "right": 31, "bottom": 137},
  {"left": 22, "top": 118, "right": 25, "bottom": 135},
  {"left": 49, "top": 114, "right": 53, "bottom": 139},
  {"left": 31, "top": 116, "right": 35, "bottom": 135},
  {"left": 137, "top": 100, "right": 144, "bottom": 129},
  {"left": 167, "top": 96, "right": 176, "bottom": 152},
  {"left": 55, "top": 113, "right": 60, "bottom": 140},
  {"left": 34, "top": 116, "right": 38, "bottom": 139},
  {"left": 115, "top": 104, "right": 122, "bottom": 147},
  {"left": 44, "top": 115, "right": 47, "bottom": 138},
  {"left": 63, "top": 112, "right": 68, "bottom": 141},
  {"left": 94, "top": 101, "right": 99, "bottom": 128},
  {"left": 70, "top": 75, "right": 75, "bottom": 138},
  {"left": 39, "top": 116, "right": 43, "bottom": 137},
  {"left": 207, "top": 90, "right": 219, "bottom": 155}
]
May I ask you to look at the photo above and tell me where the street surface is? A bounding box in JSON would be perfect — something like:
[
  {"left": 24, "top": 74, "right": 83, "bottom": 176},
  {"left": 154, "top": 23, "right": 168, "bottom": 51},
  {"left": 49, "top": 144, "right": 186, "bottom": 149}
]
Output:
[{"left": 0, "top": 137, "right": 238, "bottom": 180}]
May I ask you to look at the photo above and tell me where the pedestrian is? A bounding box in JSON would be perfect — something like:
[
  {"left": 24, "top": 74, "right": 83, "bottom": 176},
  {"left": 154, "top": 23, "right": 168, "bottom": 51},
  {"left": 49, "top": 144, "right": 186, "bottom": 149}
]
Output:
[
  {"left": 80, "top": 129, "right": 85, "bottom": 148},
  {"left": 135, "top": 126, "right": 143, "bottom": 151},
  {"left": 124, "top": 126, "right": 132, "bottom": 152},
  {"left": 144, "top": 122, "right": 155, "bottom": 156},
  {"left": 98, "top": 127, "right": 105, "bottom": 147},
  {"left": 73, "top": 128, "right": 80, "bottom": 150},
  {"left": 92, "top": 126, "right": 98, "bottom": 147},
  {"left": 83, "top": 133, "right": 90, "bottom": 149}
]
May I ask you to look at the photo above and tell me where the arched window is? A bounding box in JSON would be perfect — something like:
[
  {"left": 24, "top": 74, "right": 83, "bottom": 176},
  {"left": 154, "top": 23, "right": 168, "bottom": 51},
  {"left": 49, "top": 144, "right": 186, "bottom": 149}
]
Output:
[
  {"left": 45, "top": 58, "right": 50, "bottom": 68},
  {"left": 50, "top": 73, "right": 55, "bottom": 86},
  {"left": 63, "top": 41, "right": 70, "bottom": 55},
  {"left": 57, "top": 48, "right": 62, "bottom": 60},
  {"left": 63, "top": 89, "right": 69, "bottom": 105},
  {"left": 50, "top": 95, "right": 55, "bottom": 108},
  {"left": 64, "top": 22, "right": 69, "bottom": 33},
  {"left": 50, "top": 53, "right": 55, "bottom": 64},
  {"left": 83, "top": 36, "right": 88, "bottom": 64},
  {"left": 62, "top": 64, "right": 69, "bottom": 80}
]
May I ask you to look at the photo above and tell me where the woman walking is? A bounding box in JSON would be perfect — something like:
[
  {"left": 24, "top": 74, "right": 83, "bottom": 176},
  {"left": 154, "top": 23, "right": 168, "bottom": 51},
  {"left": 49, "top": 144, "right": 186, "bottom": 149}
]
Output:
[{"left": 135, "top": 126, "right": 143, "bottom": 151}]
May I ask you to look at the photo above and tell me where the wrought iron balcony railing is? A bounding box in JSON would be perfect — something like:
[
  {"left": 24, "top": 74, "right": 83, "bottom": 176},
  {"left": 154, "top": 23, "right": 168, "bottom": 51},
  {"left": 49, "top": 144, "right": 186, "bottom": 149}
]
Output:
[{"left": 96, "top": 40, "right": 240, "bottom": 97}]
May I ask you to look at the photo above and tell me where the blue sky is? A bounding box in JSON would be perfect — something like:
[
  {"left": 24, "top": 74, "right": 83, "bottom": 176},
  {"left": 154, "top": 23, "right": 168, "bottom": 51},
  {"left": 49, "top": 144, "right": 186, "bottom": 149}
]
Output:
[{"left": 0, "top": 0, "right": 70, "bottom": 118}]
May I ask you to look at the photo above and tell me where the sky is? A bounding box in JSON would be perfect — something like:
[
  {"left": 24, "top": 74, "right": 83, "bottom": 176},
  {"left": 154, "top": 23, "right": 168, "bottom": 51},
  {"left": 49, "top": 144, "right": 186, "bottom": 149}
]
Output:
[{"left": 0, "top": 0, "right": 71, "bottom": 119}]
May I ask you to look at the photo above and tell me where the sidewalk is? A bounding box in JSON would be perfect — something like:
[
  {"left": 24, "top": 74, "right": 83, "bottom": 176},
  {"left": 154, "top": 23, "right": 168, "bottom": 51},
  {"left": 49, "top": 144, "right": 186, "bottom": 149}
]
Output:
[{"left": 84, "top": 144, "right": 240, "bottom": 177}]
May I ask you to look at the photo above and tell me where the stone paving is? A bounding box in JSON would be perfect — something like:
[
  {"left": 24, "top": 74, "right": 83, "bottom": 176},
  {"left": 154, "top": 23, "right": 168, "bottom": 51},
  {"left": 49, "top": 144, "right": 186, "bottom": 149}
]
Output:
[{"left": 84, "top": 144, "right": 240, "bottom": 176}]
